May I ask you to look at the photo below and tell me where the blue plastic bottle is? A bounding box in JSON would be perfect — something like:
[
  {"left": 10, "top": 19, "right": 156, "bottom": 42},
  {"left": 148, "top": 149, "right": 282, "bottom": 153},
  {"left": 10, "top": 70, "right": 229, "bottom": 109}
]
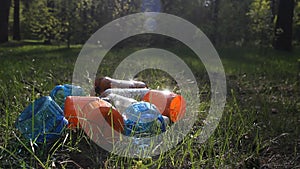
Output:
[
  {"left": 50, "top": 84, "right": 85, "bottom": 110},
  {"left": 122, "top": 101, "right": 166, "bottom": 137},
  {"left": 15, "top": 96, "right": 68, "bottom": 143}
]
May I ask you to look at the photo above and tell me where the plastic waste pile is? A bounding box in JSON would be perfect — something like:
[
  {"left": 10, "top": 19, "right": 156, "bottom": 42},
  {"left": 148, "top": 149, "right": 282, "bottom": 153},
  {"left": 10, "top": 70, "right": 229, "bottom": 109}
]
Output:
[{"left": 16, "top": 77, "right": 186, "bottom": 147}]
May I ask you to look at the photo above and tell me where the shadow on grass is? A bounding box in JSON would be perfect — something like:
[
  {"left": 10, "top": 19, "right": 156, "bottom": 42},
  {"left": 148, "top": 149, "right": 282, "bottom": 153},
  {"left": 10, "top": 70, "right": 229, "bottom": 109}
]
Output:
[{"left": 0, "top": 41, "right": 82, "bottom": 60}]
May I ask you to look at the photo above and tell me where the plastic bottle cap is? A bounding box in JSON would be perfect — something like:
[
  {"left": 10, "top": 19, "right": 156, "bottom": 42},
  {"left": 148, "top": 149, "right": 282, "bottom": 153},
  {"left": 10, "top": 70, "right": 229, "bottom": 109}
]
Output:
[{"left": 169, "top": 95, "right": 186, "bottom": 122}]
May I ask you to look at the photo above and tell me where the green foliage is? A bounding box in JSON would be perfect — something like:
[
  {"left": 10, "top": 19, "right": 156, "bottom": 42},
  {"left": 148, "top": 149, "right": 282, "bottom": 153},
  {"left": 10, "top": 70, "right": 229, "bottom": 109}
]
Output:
[
  {"left": 247, "top": 0, "right": 275, "bottom": 47},
  {"left": 16, "top": 0, "right": 300, "bottom": 47},
  {"left": 20, "top": 0, "right": 142, "bottom": 45},
  {"left": 22, "top": 0, "right": 96, "bottom": 45},
  {"left": 23, "top": 0, "right": 62, "bottom": 44},
  {"left": 217, "top": 0, "right": 252, "bottom": 46},
  {"left": 293, "top": 1, "right": 300, "bottom": 46},
  {"left": 112, "top": 0, "right": 139, "bottom": 18}
]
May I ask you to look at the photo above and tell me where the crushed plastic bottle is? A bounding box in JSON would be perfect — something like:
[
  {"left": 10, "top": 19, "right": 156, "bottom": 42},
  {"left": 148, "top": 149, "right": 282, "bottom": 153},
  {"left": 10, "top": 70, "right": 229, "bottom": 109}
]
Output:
[
  {"left": 122, "top": 101, "right": 166, "bottom": 136},
  {"left": 50, "top": 84, "right": 85, "bottom": 110},
  {"left": 15, "top": 96, "right": 68, "bottom": 143}
]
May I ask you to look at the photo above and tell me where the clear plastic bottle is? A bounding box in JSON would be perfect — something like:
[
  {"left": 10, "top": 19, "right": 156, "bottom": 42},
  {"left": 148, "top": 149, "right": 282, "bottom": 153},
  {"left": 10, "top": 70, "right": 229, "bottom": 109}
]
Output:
[
  {"left": 50, "top": 84, "right": 86, "bottom": 110},
  {"left": 101, "top": 88, "right": 150, "bottom": 100},
  {"left": 15, "top": 96, "right": 68, "bottom": 143},
  {"left": 104, "top": 93, "right": 137, "bottom": 114},
  {"left": 120, "top": 102, "right": 169, "bottom": 157}
]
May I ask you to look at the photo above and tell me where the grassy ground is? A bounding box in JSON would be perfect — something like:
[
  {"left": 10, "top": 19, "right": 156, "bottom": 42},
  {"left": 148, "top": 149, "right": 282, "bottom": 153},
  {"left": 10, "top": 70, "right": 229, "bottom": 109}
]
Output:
[{"left": 0, "top": 41, "right": 299, "bottom": 168}]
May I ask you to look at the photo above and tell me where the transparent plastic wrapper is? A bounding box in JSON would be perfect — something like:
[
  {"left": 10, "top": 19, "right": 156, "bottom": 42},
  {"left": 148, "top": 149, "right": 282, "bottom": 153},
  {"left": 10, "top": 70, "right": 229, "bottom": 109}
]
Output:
[
  {"left": 94, "top": 77, "right": 147, "bottom": 95},
  {"left": 15, "top": 96, "right": 68, "bottom": 143}
]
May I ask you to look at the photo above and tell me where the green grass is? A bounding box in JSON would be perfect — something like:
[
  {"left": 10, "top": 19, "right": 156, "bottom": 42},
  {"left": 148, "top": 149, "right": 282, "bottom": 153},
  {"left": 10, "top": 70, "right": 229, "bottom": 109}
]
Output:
[{"left": 0, "top": 41, "right": 299, "bottom": 168}]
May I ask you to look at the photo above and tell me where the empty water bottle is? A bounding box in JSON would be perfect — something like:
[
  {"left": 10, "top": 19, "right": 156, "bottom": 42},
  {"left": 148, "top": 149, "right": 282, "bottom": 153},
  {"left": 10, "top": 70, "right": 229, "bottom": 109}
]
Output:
[
  {"left": 15, "top": 96, "right": 68, "bottom": 143},
  {"left": 101, "top": 88, "right": 150, "bottom": 100},
  {"left": 122, "top": 101, "right": 166, "bottom": 137},
  {"left": 104, "top": 93, "right": 137, "bottom": 114},
  {"left": 50, "top": 84, "right": 85, "bottom": 110}
]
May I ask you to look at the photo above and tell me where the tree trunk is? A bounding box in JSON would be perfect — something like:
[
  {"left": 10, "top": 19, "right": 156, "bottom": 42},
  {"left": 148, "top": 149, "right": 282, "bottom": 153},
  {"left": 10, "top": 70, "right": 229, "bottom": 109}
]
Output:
[
  {"left": 13, "top": 0, "right": 21, "bottom": 40},
  {"left": 211, "top": 0, "right": 220, "bottom": 46},
  {"left": 270, "top": 0, "right": 277, "bottom": 22},
  {"left": 273, "top": 0, "right": 295, "bottom": 51},
  {"left": 0, "top": 0, "right": 11, "bottom": 44}
]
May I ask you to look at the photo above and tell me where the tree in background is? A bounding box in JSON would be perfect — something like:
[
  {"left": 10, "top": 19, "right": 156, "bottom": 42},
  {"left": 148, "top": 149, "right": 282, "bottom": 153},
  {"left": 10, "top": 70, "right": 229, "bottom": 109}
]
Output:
[
  {"left": 0, "top": 0, "right": 11, "bottom": 44},
  {"left": 2, "top": 0, "right": 300, "bottom": 48},
  {"left": 273, "top": 0, "right": 295, "bottom": 51},
  {"left": 211, "top": 0, "right": 220, "bottom": 45},
  {"left": 24, "top": 0, "right": 64, "bottom": 44},
  {"left": 293, "top": 1, "right": 300, "bottom": 46},
  {"left": 13, "top": 0, "right": 21, "bottom": 40},
  {"left": 248, "top": 0, "right": 274, "bottom": 48},
  {"left": 217, "top": 0, "right": 251, "bottom": 46},
  {"left": 75, "top": 0, "right": 94, "bottom": 43},
  {"left": 56, "top": 0, "right": 77, "bottom": 48},
  {"left": 21, "top": 0, "right": 34, "bottom": 40},
  {"left": 112, "top": 0, "right": 138, "bottom": 18}
]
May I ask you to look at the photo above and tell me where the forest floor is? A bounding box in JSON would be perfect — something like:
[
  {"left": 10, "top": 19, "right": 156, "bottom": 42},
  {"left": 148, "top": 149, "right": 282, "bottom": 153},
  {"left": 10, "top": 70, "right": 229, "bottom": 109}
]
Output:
[{"left": 0, "top": 41, "right": 299, "bottom": 168}]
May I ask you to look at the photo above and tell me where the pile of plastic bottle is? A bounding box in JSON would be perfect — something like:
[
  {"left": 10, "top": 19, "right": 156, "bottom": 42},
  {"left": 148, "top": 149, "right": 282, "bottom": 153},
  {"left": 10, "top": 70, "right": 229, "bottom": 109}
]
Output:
[{"left": 16, "top": 77, "right": 186, "bottom": 146}]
